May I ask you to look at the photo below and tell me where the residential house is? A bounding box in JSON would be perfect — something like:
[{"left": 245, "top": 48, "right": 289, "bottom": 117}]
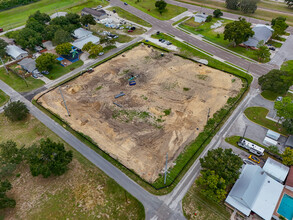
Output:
[
  {"left": 242, "top": 24, "right": 274, "bottom": 49},
  {"left": 72, "top": 27, "right": 100, "bottom": 50},
  {"left": 72, "top": 28, "right": 92, "bottom": 39},
  {"left": 18, "top": 58, "right": 39, "bottom": 74},
  {"left": 81, "top": 8, "right": 107, "bottom": 21},
  {"left": 262, "top": 157, "right": 289, "bottom": 184},
  {"left": 225, "top": 164, "right": 284, "bottom": 220},
  {"left": 6, "top": 45, "right": 28, "bottom": 60}
]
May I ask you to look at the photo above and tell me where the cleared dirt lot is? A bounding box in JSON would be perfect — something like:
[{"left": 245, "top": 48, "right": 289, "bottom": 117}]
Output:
[{"left": 39, "top": 45, "right": 242, "bottom": 182}]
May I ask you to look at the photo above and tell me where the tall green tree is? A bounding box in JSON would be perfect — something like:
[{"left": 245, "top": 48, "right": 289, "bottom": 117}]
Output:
[
  {"left": 282, "top": 147, "right": 293, "bottom": 166},
  {"left": 0, "top": 38, "right": 8, "bottom": 58},
  {"left": 258, "top": 69, "right": 293, "bottom": 94},
  {"left": 52, "top": 29, "right": 72, "bottom": 45},
  {"left": 43, "top": 25, "right": 61, "bottom": 41},
  {"left": 196, "top": 170, "right": 227, "bottom": 203},
  {"left": 272, "top": 18, "right": 288, "bottom": 38},
  {"left": 81, "top": 14, "right": 96, "bottom": 28},
  {"left": 224, "top": 17, "right": 254, "bottom": 47},
  {"left": 239, "top": 0, "right": 258, "bottom": 13},
  {"left": 55, "top": 42, "right": 72, "bottom": 55},
  {"left": 4, "top": 101, "right": 29, "bottom": 122},
  {"left": 65, "top": 13, "right": 81, "bottom": 25},
  {"left": 285, "top": 0, "right": 293, "bottom": 7},
  {"left": 213, "top": 9, "right": 223, "bottom": 18},
  {"left": 155, "top": 0, "right": 167, "bottom": 15},
  {"left": 29, "top": 10, "right": 50, "bottom": 24},
  {"left": 82, "top": 41, "right": 94, "bottom": 52},
  {"left": 254, "top": 41, "right": 270, "bottom": 62},
  {"left": 25, "top": 17, "right": 46, "bottom": 35},
  {"left": 283, "top": 119, "right": 293, "bottom": 134},
  {"left": 225, "top": 0, "right": 239, "bottom": 10},
  {"left": 36, "top": 53, "right": 57, "bottom": 71},
  {"left": 15, "top": 28, "right": 42, "bottom": 50},
  {"left": 0, "top": 180, "right": 16, "bottom": 209},
  {"left": 27, "top": 138, "right": 73, "bottom": 178},
  {"left": 89, "top": 44, "right": 103, "bottom": 57},
  {"left": 200, "top": 148, "right": 242, "bottom": 185}
]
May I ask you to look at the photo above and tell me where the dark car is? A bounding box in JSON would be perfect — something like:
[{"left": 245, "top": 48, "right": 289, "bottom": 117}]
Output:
[
  {"left": 159, "top": 38, "right": 163, "bottom": 42},
  {"left": 167, "top": 42, "right": 172, "bottom": 45},
  {"left": 113, "top": 9, "right": 116, "bottom": 13},
  {"left": 0, "top": 28, "right": 3, "bottom": 32},
  {"left": 269, "top": 47, "right": 275, "bottom": 51},
  {"left": 41, "top": 71, "right": 49, "bottom": 75},
  {"left": 124, "top": 2, "right": 128, "bottom": 5}
]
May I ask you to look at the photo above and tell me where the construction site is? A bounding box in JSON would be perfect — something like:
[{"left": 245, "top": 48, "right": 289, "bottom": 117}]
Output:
[{"left": 38, "top": 44, "right": 242, "bottom": 182}]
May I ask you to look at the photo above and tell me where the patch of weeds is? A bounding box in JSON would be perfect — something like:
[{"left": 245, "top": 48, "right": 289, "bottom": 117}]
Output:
[
  {"left": 141, "top": 95, "right": 148, "bottom": 100},
  {"left": 183, "top": 87, "right": 190, "bottom": 91},
  {"left": 156, "top": 118, "right": 165, "bottom": 123},
  {"left": 139, "top": 111, "right": 150, "bottom": 119},
  {"left": 163, "top": 81, "right": 179, "bottom": 90},
  {"left": 196, "top": 75, "right": 208, "bottom": 80},
  {"left": 95, "top": 85, "right": 103, "bottom": 90},
  {"left": 121, "top": 69, "right": 130, "bottom": 75},
  {"left": 112, "top": 109, "right": 150, "bottom": 122},
  {"left": 163, "top": 108, "right": 171, "bottom": 116},
  {"left": 231, "top": 78, "right": 236, "bottom": 83}
]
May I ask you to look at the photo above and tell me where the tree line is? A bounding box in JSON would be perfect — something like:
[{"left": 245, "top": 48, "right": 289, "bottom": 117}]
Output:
[{"left": 0, "top": 0, "right": 39, "bottom": 11}]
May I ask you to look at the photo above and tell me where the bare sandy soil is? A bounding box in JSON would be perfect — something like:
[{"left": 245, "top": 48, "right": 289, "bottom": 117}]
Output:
[{"left": 38, "top": 45, "right": 242, "bottom": 182}]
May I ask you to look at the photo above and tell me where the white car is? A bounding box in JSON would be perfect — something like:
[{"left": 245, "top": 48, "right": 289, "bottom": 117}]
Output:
[{"left": 276, "top": 96, "right": 283, "bottom": 102}]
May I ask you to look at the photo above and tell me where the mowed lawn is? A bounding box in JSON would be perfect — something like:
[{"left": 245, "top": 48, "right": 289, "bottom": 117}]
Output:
[
  {"left": 0, "top": 113, "right": 145, "bottom": 220},
  {"left": 0, "top": 68, "right": 45, "bottom": 92},
  {"left": 46, "top": 60, "right": 84, "bottom": 80},
  {"left": 0, "top": 89, "right": 9, "bottom": 106},
  {"left": 0, "top": 0, "right": 108, "bottom": 30},
  {"left": 123, "top": 0, "right": 187, "bottom": 20}
]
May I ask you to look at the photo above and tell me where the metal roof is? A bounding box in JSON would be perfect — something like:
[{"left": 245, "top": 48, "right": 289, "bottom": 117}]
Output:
[
  {"left": 82, "top": 8, "right": 106, "bottom": 17},
  {"left": 243, "top": 24, "right": 273, "bottom": 48},
  {"left": 6, "top": 45, "right": 28, "bottom": 59},
  {"left": 72, "top": 35, "right": 100, "bottom": 50},
  {"left": 18, "top": 58, "right": 37, "bottom": 73},
  {"left": 266, "top": 130, "right": 281, "bottom": 141},
  {"left": 225, "top": 165, "right": 284, "bottom": 220},
  {"left": 73, "top": 28, "right": 92, "bottom": 39},
  {"left": 285, "top": 135, "right": 293, "bottom": 148},
  {"left": 263, "top": 157, "right": 289, "bottom": 183}
]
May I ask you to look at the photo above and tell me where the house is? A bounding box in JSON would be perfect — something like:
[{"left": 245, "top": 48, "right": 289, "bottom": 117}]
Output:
[
  {"left": 285, "top": 135, "right": 293, "bottom": 149},
  {"left": 242, "top": 24, "right": 274, "bottom": 49},
  {"left": 6, "top": 45, "right": 28, "bottom": 60},
  {"left": 81, "top": 8, "right": 107, "bottom": 21},
  {"left": 193, "top": 13, "right": 208, "bottom": 23},
  {"left": 72, "top": 35, "right": 100, "bottom": 50},
  {"left": 18, "top": 58, "right": 39, "bottom": 74},
  {"left": 225, "top": 165, "right": 284, "bottom": 220},
  {"left": 262, "top": 157, "right": 289, "bottom": 184},
  {"left": 72, "top": 28, "right": 92, "bottom": 39}
]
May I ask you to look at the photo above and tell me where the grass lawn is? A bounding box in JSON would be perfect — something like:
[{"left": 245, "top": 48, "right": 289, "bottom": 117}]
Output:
[
  {"left": 0, "top": 89, "right": 9, "bottom": 106},
  {"left": 0, "top": 68, "right": 45, "bottom": 93},
  {"left": 267, "top": 40, "right": 282, "bottom": 48},
  {"left": 0, "top": 113, "right": 144, "bottom": 220},
  {"left": 107, "top": 6, "right": 152, "bottom": 27},
  {"left": 0, "top": 0, "right": 108, "bottom": 31},
  {"left": 116, "top": 34, "right": 134, "bottom": 43},
  {"left": 281, "top": 60, "right": 293, "bottom": 72},
  {"left": 244, "top": 107, "right": 288, "bottom": 136},
  {"left": 182, "top": 183, "right": 231, "bottom": 219},
  {"left": 261, "top": 90, "right": 281, "bottom": 101},
  {"left": 179, "top": 17, "right": 265, "bottom": 62},
  {"left": 46, "top": 60, "right": 84, "bottom": 80},
  {"left": 122, "top": 0, "right": 187, "bottom": 20}
]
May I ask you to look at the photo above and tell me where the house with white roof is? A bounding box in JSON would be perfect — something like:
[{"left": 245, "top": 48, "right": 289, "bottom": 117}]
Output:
[
  {"left": 193, "top": 13, "right": 208, "bottom": 23},
  {"left": 72, "top": 28, "right": 100, "bottom": 50},
  {"left": 225, "top": 165, "right": 284, "bottom": 220},
  {"left": 6, "top": 45, "right": 28, "bottom": 60},
  {"left": 263, "top": 157, "right": 289, "bottom": 184},
  {"left": 72, "top": 28, "right": 92, "bottom": 39},
  {"left": 242, "top": 24, "right": 274, "bottom": 49}
]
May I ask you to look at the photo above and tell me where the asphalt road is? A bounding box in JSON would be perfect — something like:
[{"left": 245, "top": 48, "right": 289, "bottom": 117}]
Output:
[{"left": 110, "top": 0, "right": 285, "bottom": 76}]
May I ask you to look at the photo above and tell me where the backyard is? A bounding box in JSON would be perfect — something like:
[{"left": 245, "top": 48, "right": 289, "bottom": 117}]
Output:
[
  {"left": 179, "top": 17, "right": 263, "bottom": 62},
  {"left": 0, "top": 0, "right": 109, "bottom": 30},
  {"left": 122, "top": 0, "right": 187, "bottom": 20},
  {"left": 0, "top": 113, "right": 145, "bottom": 220},
  {"left": 0, "top": 68, "right": 45, "bottom": 93},
  {"left": 0, "top": 89, "right": 9, "bottom": 106},
  {"left": 46, "top": 60, "right": 84, "bottom": 80}
]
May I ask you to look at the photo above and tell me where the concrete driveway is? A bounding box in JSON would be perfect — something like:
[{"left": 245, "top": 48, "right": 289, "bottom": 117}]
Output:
[{"left": 270, "top": 35, "right": 293, "bottom": 67}]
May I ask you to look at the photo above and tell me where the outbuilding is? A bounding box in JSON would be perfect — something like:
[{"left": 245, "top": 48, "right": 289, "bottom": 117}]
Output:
[
  {"left": 81, "top": 8, "right": 107, "bottom": 21},
  {"left": 6, "top": 45, "right": 28, "bottom": 60},
  {"left": 263, "top": 157, "right": 289, "bottom": 184},
  {"left": 266, "top": 130, "right": 281, "bottom": 141},
  {"left": 285, "top": 135, "right": 293, "bottom": 149}
]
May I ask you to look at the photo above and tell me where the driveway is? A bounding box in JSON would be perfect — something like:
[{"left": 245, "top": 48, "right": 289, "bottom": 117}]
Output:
[{"left": 270, "top": 35, "right": 293, "bottom": 67}]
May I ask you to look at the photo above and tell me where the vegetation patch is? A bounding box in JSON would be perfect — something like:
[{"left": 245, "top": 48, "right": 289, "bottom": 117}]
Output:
[
  {"left": 0, "top": 89, "right": 9, "bottom": 107},
  {"left": 46, "top": 60, "right": 84, "bottom": 80}
]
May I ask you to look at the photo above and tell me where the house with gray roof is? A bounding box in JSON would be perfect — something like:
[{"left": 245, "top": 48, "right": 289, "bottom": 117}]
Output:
[
  {"left": 18, "top": 58, "right": 39, "bottom": 74},
  {"left": 6, "top": 45, "right": 28, "bottom": 60},
  {"left": 285, "top": 135, "right": 293, "bottom": 149},
  {"left": 242, "top": 24, "right": 273, "bottom": 48},
  {"left": 193, "top": 13, "right": 208, "bottom": 23},
  {"left": 81, "top": 8, "right": 107, "bottom": 21},
  {"left": 225, "top": 165, "right": 284, "bottom": 220}
]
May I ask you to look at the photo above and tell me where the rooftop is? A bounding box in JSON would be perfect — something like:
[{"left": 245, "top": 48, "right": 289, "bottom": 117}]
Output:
[
  {"left": 243, "top": 24, "right": 273, "bottom": 48},
  {"left": 82, "top": 8, "right": 106, "bottom": 17},
  {"left": 285, "top": 135, "right": 293, "bottom": 148},
  {"left": 73, "top": 28, "right": 92, "bottom": 39},
  {"left": 263, "top": 157, "right": 289, "bottom": 183},
  {"left": 286, "top": 166, "right": 293, "bottom": 188},
  {"left": 5, "top": 45, "right": 28, "bottom": 59}
]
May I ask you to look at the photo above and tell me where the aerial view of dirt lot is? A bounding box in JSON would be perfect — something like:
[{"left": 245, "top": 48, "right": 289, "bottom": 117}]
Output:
[{"left": 38, "top": 45, "right": 242, "bottom": 182}]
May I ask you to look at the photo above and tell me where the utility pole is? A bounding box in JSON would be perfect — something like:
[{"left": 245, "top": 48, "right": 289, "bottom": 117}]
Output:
[
  {"left": 0, "top": 56, "right": 9, "bottom": 74},
  {"left": 164, "top": 153, "right": 168, "bottom": 185},
  {"left": 59, "top": 87, "right": 70, "bottom": 117}
]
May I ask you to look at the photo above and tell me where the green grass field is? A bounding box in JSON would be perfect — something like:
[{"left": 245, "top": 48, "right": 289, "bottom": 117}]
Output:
[
  {"left": 183, "top": 183, "right": 231, "bottom": 219},
  {"left": 122, "top": 0, "right": 187, "bottom": 20},
  {"left": 0, "top": 0, "right": 108, "bottom": 30},
  {"left": 0, "top": 89, "right": 9, "bottom": 106},
  {"left": 281, "top": 60, "right": 293, "bottom": 72},
  {"left": 46, "top": 60, "right": 84, "bottom": 80},
  {"left": 179, "top": 18, "right": 266, "bottom": 62},
  {"left": 244, "top": 107, "right": 288, "bottom": 136},
  {"left": 0, "top": 68, "right": 45, "bottom": 92},
  {"left": 107, "top": 6, "right": 152, "bottom": 27},
  {"left": 0, "top": 113, "right": 145, "bottom": 219}
]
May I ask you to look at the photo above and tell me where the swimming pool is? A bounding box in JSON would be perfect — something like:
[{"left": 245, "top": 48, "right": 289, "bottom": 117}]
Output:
[{"left": 277, "top": 194, "right": 293, "bottom": 220}]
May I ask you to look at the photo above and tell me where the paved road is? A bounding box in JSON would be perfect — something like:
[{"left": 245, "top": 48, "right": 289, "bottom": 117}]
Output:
[
  {"left": 270, "top": 35, "right": 293, "bottom": 66},
  {"left": 110, "top": 0, "right": 275, "bottom": 76}
]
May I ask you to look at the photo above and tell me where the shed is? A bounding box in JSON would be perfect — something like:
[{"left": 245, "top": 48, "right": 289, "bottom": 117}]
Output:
[
  {"left": 81, "top": 8, "right": 107, "bottom": 21},
  {"left": 6, "top": 45, "right": 28, "bottom": 60},
  {"left": 263, "top": 137, "right": 278, "bottom": 147},
  {"left": 266, "top": 130, "right": 280, "bottom": 141},
  {"left": 72, "top": 28, "right": 92, "bottom": 39},
  {"left": 263, "top": 157, "right": 289, "bottom": 184},
  {"left": 193, "top": 13, "right": 208, "bottom": 23},
  {"left": 285, "top": 135, "right": 293, "bottom": 149},
  {"left": 18, "top": 58, "right": 39, "bottom": 74}
]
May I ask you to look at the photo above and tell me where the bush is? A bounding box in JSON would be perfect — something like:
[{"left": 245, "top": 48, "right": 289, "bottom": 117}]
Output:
[
  {"left": 4, "top": 101, "right": 29, "bottom": 121},
  {"left": 206, "top": 15, "right": 213, "bottom": 22},
  {"left": 213, "top": 9, "right": 223, "bottom": 18}
]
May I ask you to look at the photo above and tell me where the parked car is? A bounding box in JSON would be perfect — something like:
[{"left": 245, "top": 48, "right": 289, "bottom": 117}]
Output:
[
  {"left": 128, "top": 29, "right": 133, "bottom": 32},
  {"left": 0, "top": 28, "right": 3, "bottom": 32},
  {"left": 243, "top": 159, "right": 256, "bottom": 165},
  {"left": 124, "top": 2, "right": 128, "bottom": 5},
  {"left": 161, "top": 39, "right": 165, "bottom": 43},
  {"left": 159, "top": 38, "right": 163, "bottom": 42},
  {"left": 156, "top": 31, "right": 160, "bottom": 35},
  {"left": 276, "top": 96, "right": 283, "bottom": 102},
  {"left": 167, "top": 42, "right": 172, "bottom": 45},
  {"left": 269, "top": 47, "right": 276, "bottom": 51},
  {"left": 87, "top": 68, "right": 94, "bottom": 73},
  {"left": 32, "top": 74, "right": 38, "bottom": 79},
  {"left": 248, "top": 155, "right": 260, "bottom": 164},
  {"left": 97, "top": 5, "right": 103, "bottom": 8},
  {"left": 98, "top": 52, "right": 104, "bottom": 56},
  {"left": 41, "top": 71, "right": 49, "bottom": 75},
  {"left": 113, "top": 9, "right": 116, "bottom": 13}
]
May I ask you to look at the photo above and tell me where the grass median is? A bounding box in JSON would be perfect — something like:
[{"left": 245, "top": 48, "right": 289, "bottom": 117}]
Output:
[{"left": 0, "top": 89, "right": 9, "bottom": 106}]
